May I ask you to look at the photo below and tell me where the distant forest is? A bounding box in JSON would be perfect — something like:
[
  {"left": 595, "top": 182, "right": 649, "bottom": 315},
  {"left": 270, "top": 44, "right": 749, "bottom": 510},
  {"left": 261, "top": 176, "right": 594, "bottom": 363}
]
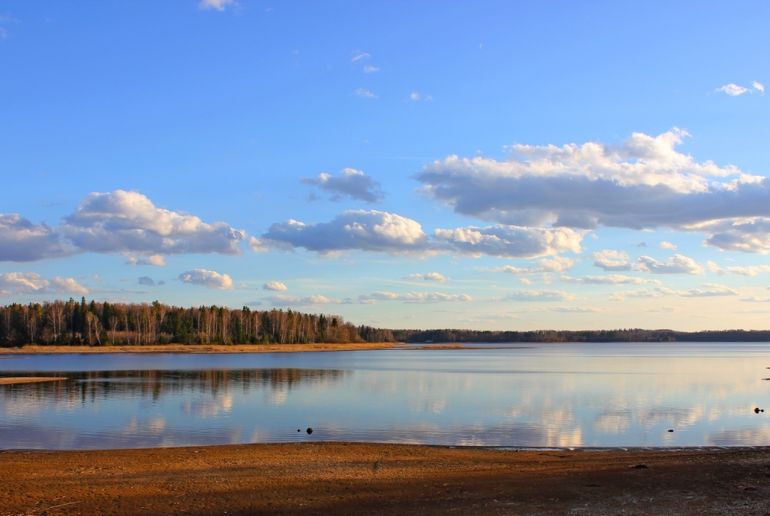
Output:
[
  {"left": 2, "top": 299, "right": 770, "bottom": 348},
  {"left": 391, "top": 328, "right": 770, "bottom": 343},
  {"left": 0, "top": 298, "right": 394, "bottom": 347}
]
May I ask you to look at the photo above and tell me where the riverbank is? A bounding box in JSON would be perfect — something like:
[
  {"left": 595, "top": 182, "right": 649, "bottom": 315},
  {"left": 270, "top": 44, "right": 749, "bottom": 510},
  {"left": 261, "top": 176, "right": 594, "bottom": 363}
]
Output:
[
  {"left": 1, "top": 443, "right": 768, "bottom": 514},
  {"left": 0, "top": 342, "right": 397, "bottom": 354}
]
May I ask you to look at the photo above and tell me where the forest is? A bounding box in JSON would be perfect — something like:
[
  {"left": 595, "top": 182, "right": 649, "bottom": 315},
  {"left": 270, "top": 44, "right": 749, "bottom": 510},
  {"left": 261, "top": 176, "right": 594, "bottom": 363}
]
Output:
[
  {"left": 2, "top": 299, "right": 769, "bottom": 348},
  {"left": 0, "top": 298, "right": 394, "bottom": 347}
]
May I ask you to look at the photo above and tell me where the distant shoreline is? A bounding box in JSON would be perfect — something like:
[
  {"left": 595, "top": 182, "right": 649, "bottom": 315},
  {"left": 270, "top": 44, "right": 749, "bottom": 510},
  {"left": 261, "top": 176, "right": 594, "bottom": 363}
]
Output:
[{"left": 1, "top": 443, "right": 768, "bottom": 514}]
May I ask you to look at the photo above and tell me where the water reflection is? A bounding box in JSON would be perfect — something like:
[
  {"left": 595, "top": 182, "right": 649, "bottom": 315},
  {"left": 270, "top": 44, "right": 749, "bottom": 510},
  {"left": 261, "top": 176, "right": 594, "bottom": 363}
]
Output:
[{"left": 1, "top": 343, "right": 770, "bottom": 449}]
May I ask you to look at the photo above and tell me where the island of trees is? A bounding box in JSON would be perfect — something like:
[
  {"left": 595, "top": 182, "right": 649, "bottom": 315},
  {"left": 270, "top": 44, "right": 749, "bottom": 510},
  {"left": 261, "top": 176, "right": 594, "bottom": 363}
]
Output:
[{"left": 1, "top": 299, "right": 769, "bottom": 347}]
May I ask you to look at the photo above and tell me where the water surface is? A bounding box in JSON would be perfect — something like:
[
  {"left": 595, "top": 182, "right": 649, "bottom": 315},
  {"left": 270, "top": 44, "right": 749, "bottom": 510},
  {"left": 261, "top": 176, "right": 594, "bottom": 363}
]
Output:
[{"left": 1, "top": 343, "right": 769, "bottom": 449}]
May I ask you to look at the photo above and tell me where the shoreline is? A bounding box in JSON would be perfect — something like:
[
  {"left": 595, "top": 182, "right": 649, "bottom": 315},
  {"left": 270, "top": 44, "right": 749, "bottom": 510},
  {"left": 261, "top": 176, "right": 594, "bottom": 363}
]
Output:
[
  {"left": 0, "top": 342, "right": 397, "bottom": 354},
  {"left": 1, "top": 442, "right": 768, "bottom": 514}
]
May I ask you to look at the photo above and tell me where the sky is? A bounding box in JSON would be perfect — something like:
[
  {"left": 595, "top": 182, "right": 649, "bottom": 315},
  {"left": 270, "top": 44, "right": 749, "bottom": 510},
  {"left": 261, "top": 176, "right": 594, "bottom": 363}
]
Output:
[{"left": 2, "top": 1, "right": 770, "bottom": 331}]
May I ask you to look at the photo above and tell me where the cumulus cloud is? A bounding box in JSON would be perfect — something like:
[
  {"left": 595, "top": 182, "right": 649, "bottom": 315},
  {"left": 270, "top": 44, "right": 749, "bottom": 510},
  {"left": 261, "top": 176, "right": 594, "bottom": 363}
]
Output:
[
  {"left": 434, "top": 225, "right": 581, "bottom": 258},
  {"left": 363, "top": 64, "right": 380, "bottom": 74},
  {"left": 126, "top": 254, "right": 166, "bottom": 267},
  {"left": 267, "top": 294, "right": 340, "bottom": 306},
  {"left": 592, "top": 250, "right": 631, "bottom": 271},
  {"left": 636, "top": 254, "right": 704, "bottom": 274},
  {"left": 260, "top": 210, "right": 428, "bottom": 255},
  {"left": 716, "top": 83, "right": 749, "bottom": 96},
  {"left": 406, "top": 272, "right": 447, "bottom": 282},
  {"left": 0, "top": 214, "right": 67, "bottom": 262},
  {"left": 358, "top": 291, "right": 472, "bottom": 304},
  {"left": 678, "top": 283, "right": 737, "bottom": 297},
  {"left": 505, "top": 290, "right": 575, "bottom": 302},
  {"left": 263, "top": 281, "right": 288, "bottom": 291},
  {"left": 417, "top": 129, "right": 770, "bottom": 249},
  {"left": 354, "top": 88, "right": 377, "bottom": 99},
  {"left": 561, "top": 274, "right": 655, "bottom": 285},
  {"left": 613, "top": 283, "right": 736, "bottom": 300},
  {"left": 199, "top": 0, "right": 235, "bottom": 10},
  {"left": 179, "top": 269, "right": 234, "bottom": 290},
  {"left": 488, "top": 256, "right": 574, "bottom": 274},
  {"left": 138, "top": 276, "right": 156, "bottom": 287},
  {"left": 716, "top": 82, "right": 764, "bottom": 96},
  {"left": 62, "top": 190, "right": 245, "bottom": 256},
  {"left": 659, "top": 240, "right": 677, "bottom": 250},
  {"left": 0, "top": 272, "right": 88, "bottom": 296},
  {"left": 302, "top": 168, "right": 384, "bottom": 203},
  {"left": 704, "top": 218, "right": 770, "bottom": 253}
]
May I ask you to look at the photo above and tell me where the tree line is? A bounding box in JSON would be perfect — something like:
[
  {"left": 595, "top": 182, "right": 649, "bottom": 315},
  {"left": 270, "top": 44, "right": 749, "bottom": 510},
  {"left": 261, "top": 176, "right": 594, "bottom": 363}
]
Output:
[
  {"left": 0, "top": 298, "right": 394, "bottom": 347},
  {"left": 391, "top": 328, "right": 770, "bottom": 343}
]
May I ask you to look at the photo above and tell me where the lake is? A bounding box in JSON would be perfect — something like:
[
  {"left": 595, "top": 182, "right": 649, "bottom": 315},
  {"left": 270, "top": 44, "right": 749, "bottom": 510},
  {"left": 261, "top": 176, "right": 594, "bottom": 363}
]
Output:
[{"left": 1, "top": 343, "right": 769, "bottom": 450}]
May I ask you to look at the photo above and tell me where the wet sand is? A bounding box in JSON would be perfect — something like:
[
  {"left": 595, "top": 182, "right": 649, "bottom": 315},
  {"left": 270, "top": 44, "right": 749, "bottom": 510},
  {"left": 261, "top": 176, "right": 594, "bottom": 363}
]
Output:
[
  {"left": 1, "top": 443, "right": 769, "bottom": 514},
  {"left": 0, "top": 343, "right": 396, "bottom": 354},
  {"left": 0, "top": 376, "right": 67, "bottom": 385}
]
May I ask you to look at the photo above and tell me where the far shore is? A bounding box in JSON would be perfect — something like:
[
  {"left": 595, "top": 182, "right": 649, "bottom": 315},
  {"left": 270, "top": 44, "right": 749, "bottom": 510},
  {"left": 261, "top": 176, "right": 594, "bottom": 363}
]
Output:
[
  {"left": 1, "top": 443, "right": 768, "bottom": 514},
  {"left": 0, "top": 342, "right": 398, "bottom": 354},
  {"left": 0, "top": 376, "right": 68, "bottom": 385}
]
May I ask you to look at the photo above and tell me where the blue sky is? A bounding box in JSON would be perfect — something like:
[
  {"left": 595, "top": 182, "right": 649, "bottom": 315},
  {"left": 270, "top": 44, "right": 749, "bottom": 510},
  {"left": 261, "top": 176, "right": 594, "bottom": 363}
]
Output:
[{"left": 2, "top": 1, "right": 770, "bottom": 330}]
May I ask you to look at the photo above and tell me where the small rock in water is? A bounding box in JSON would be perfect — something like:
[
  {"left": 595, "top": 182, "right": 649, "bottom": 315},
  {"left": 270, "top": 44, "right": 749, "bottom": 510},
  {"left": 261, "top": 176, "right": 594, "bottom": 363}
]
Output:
[
  {"left": 667, "top": 429, "right": 674, "bottom": 432},
  {"left": 306, "top": 427, "right": 313, "bottom": 435},
  {"left": 754, "top": 407, "right": 762, "bottom": 414},
  {"left": 631, "top": 464, "right": 649, "bottom": 469},
  {"left": 297, "top": 428, "right": 301, "bottom": 432}
]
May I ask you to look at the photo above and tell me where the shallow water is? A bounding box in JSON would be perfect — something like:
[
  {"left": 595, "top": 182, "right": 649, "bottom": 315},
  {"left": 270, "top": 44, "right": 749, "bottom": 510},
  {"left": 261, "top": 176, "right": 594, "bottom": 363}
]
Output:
[{"left": 1, "top": 342, "right": 769, "bottom": 449}]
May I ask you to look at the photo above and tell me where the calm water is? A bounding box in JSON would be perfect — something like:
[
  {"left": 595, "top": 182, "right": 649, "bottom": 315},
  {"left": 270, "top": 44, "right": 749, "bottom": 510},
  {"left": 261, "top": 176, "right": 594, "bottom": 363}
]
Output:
[{"left": 1, "top": 343, "right": 769, "bottom": 450}]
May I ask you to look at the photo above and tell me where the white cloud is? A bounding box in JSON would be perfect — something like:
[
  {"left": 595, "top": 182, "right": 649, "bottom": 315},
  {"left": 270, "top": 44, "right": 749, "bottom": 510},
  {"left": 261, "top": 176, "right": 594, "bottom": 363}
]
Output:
[
  {"left": 263, "top": 281, "right": 288, "bottom": 291},
  {"left": 753, "top": 81, "right": 765, "bottom": 94},
  {"left": 363, "top": 64, "right": 380, "bottom": 74},
  {"left": 358, "top": 291, "right": 472, "bottom": 304},
  {"left": 260, "top": 210, "right": 428, "bottom": 255},
  {"left": 410, "top": 91, "right": 433, "bottom": 102},
  {"left": 407, "top": 272, "right": 447, "bottom": 282},
  {"left": 488, "top": 256, "right": 574, "bottom": 274},
  {"left": 179, "top": 269, "right": 234, "bottom": 290},
  {"left": 0, "top": 272, "right": 88, "bottom": 296},
  {"left": 636, "top": 254, "right": 704, "bottom": 274},
  {"left": 434, "top": 225, "right": 581, "bottom": 258},
  {"left": 268, "top": 294, "right": 340, "bottom": 306},
  {"left": 678, "top": 283, "right": 737, "bottom": 297},
  {"left": 704, "top": 218, "right": 770, "bottom": 253},
  {"left": 716, "top": 83, "right": 750, "bottom": 96},
  {"left": 592, "top": 250, "right": 631, "bottom": 271},
  {"left": 417, "top": 129, "right": 770, "bottom": 247},
  {"left": 659, "top": 240, "right": 677, "bottom": 250},
  {"left": 725, "top": 265, "right": 770, "bottom": 276},
  {"left": 62, "top": 190, "right": 245, "bottom": 256},
  {"left": 302, "top": 168, "right": 384, "bottom": 203},
  {"left": 126, "top": 254, "right": 166, "bottom": 267},
  {"left": 549, "top": 306, "right": 602, "bottom": 313},
  {"left": 561, "top": 274, "right": 654, "bottom": 285},
  {"left": 505, "top": 290, "right": 575, "bottom": 302},
  {"left": 0, "top": 214, "right": 67, "bottom": 262},
  {"left": 199, "top": 0, "right": 235, "bottom": 11},
  {"left": 354, "top": 88, "right": 377, "bottom": 99},
  {"left": 351, "top": 50, "right": 371, "bottom": 62}
]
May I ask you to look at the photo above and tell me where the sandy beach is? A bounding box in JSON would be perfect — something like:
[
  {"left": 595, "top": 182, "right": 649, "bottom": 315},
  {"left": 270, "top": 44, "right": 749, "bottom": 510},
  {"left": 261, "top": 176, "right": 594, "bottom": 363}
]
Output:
[
  {"left": 1, "top": 443, "right": 769, "bottom": 514},
  {"left": 0, "top": 343, "right": 397, "bottom": 354},
  {"left": 0, "top": 377, "right": 67, "bottom": 385}
]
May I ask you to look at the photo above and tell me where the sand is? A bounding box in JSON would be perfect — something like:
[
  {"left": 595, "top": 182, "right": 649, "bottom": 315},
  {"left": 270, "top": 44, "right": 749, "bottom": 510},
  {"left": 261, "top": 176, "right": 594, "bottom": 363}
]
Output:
[
  {"left": 0, "top": 342, "right": 396, "bottom": 354},
  {"left": 1, "top": 443, "right": 769, "bottom": 514},
  {"left": 0, "top": 376, "right": 67, "bottom": 385}
]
